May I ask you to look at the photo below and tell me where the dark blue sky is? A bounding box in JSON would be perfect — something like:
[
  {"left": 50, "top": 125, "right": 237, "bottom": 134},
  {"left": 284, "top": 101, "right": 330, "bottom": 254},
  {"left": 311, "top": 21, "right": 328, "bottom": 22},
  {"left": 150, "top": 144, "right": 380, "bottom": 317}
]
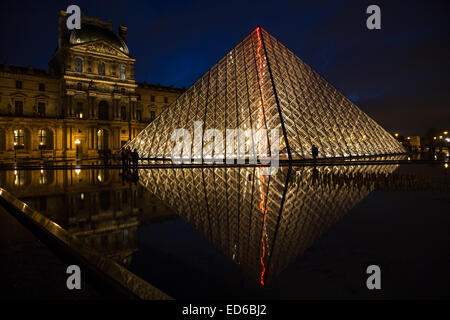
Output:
[{"left": 0, "top": 0, "right": 448, "bottom": 135}]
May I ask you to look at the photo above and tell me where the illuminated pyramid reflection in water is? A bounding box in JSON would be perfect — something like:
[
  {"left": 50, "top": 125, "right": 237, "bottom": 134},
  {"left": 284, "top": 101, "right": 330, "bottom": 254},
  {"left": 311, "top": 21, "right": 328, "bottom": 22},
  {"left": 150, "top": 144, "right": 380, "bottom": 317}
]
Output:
[{"left": 138, "top": 163, "right": 399, "bottom": 285}]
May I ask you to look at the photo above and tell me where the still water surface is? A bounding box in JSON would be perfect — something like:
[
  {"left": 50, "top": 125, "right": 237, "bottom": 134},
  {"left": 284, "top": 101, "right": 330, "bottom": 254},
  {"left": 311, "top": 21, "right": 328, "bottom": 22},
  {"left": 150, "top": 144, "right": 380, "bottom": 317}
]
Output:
[{"left": 1, "top": 163, "right": 449, "bottom": 299}]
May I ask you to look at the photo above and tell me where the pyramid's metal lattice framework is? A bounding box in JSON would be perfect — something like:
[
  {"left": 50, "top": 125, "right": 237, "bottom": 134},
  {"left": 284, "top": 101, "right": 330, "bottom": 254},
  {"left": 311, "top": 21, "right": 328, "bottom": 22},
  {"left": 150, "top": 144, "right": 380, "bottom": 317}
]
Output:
[
  {"left": 138, "top": 164, "right": 399, "bottom": 285},
  {"left": 125, "top": 27, "right": 404, "bottom": 160}
]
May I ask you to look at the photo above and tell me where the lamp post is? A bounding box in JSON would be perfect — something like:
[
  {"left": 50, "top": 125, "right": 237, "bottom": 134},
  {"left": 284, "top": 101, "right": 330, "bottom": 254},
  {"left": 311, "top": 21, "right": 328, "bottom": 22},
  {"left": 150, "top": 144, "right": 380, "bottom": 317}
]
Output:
[
  {"left": 75, "top": 139, "right": 81, "bottom": 160},
  {"left": 39, "top": 141, "right": 45, "bottom": 160},
  {"left": 14, "top": 142, "right": 24, "bottom": 162}
]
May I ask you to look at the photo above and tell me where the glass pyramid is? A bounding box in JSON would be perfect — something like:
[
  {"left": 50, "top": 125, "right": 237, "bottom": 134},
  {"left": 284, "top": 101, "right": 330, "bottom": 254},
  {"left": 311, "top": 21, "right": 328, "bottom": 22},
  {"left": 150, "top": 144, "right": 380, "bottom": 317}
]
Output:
[{"left": 126, "top": 27, "right": 405, "bottom": 160}]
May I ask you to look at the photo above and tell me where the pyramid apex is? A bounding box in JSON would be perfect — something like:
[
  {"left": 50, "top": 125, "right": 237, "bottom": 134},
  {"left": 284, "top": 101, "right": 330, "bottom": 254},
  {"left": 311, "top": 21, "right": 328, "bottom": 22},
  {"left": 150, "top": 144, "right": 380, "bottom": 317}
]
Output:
[{"left": 254, "top": 26, "right": 265, "bottom": 32}]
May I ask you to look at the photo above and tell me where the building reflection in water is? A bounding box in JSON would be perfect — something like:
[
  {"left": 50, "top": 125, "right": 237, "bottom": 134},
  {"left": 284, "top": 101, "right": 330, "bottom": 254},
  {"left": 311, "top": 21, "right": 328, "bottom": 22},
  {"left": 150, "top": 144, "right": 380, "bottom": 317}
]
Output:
[
  {"left": 138, "top": 164, "right": 400, "bottom": 285},
  {"left": 0, "top": 168, "right": 174, "bottom": 266},
  {"left": 1, "top": 161, "right": 444, "bottom": 287}
]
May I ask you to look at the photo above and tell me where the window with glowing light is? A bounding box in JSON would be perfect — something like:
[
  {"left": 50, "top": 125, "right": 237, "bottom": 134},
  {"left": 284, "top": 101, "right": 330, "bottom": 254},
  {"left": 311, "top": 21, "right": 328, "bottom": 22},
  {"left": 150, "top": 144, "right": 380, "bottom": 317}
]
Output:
[
  {"left": 76, "top": 102, "right": 83, "bottom": 118},
  {"left": 38, "top": 129, "right": 47, "bottom": 146},
  {"left": 14, "top": 129, "right": 24, "bottom": 146}
]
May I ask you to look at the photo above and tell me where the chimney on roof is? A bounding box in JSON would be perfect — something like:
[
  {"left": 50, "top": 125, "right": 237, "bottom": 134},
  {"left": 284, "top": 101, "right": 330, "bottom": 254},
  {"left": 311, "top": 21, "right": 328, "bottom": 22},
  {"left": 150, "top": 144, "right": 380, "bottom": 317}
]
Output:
[{"left": 119, "top": 25, "right": 127, "bottom": 44}]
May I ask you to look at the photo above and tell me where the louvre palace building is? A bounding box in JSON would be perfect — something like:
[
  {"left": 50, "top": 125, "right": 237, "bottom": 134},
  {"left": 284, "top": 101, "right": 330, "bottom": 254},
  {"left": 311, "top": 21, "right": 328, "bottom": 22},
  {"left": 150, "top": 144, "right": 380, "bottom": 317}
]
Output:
[{"left": 0, "top": 10, "right": 184, "bottom": 160}]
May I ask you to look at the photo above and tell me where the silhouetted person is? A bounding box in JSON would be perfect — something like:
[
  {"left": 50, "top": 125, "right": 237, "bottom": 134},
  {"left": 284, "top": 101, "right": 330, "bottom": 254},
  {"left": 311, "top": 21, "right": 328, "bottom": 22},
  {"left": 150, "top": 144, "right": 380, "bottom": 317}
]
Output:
[
  {"left": 311, "top": 145, "right": 319, "bottom": 161},
  {"left": 126, "top": 147, "right": 132, "bottom": 170},
  {"left": 132, "top": 149, "right": 139, "bottom": 173}
]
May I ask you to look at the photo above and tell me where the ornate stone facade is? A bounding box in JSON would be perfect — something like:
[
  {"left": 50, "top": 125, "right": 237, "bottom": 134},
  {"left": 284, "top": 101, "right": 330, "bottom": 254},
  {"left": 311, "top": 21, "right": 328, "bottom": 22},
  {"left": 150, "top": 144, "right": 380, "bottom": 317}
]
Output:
[{"left": 0, "top": 11, "right": 183, "bottom": 160}]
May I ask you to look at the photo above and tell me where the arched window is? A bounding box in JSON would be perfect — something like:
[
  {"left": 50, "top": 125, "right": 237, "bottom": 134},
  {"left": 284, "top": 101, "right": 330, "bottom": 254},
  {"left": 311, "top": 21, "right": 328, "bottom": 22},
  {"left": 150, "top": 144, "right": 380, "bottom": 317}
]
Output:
[
  {"left": 98, "top": 62, "right": 105, "bottom": 75},
  {"left": 119, "top": 64, "right": 126, "bottom": 79},
  {"left": 74, "top": 58, "right": 83, "bottom": 72},
  {"left": 13, "top": 129, "right": 25, "bottom": 147}
]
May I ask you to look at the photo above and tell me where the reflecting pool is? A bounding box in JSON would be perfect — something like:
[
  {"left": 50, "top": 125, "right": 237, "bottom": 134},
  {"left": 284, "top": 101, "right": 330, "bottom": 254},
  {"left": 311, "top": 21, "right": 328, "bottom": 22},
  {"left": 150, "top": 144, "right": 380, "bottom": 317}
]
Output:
[{"left": 1, "top": 163, "right": 449, "bottom": 299}]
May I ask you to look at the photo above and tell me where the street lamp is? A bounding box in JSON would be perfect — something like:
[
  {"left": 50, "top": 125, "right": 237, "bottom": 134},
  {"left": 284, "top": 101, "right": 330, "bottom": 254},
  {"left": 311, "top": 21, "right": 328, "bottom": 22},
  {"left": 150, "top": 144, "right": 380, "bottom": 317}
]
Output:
[
  {"left": 39, "top": 141, "right": 45, "bottom": 160},
  {"left": 13, "top": 142, "right": 24, "bottom": 162},
  {"left": 75, "top": 139, "right": 81, "bottom": 160}
]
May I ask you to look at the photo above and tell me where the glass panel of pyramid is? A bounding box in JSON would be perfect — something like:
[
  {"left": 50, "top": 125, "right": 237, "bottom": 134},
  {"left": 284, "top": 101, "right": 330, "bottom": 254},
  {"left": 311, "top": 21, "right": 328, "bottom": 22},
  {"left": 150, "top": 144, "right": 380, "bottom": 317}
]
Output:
[{"left": 126, "top": 27, "right": 405, "bottom": 160}]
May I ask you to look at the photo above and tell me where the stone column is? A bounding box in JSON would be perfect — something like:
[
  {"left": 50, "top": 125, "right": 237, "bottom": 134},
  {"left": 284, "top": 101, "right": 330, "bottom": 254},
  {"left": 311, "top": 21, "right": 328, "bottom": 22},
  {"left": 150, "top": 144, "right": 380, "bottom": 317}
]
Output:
[{"left": 94, "top": 127, "right": 98, "bottom": 150}]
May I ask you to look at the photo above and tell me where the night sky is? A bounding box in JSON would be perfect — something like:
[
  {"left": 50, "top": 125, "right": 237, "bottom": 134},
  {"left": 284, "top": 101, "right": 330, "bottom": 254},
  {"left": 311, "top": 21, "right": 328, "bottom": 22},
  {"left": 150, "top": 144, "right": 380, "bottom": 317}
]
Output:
[{"left": 0, "top": 0, "right": 448, "bottom": 136}]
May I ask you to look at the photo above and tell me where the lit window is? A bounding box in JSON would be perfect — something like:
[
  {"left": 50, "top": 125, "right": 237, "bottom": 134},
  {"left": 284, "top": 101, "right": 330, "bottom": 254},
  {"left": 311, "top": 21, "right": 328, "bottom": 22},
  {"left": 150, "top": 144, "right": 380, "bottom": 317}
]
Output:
[
  {"left": 74, "top": 58, "right": 83, "bottom": 72},
  {"left": 119, "top": 64, "right": 126, "bottom": 79},
  {"left": 38, "top": 129, "right": 47, "bottom": 146},
  {"left": 76, "top": 102, "right": 83, "bottom": 119},
  {"left": 14, "top": 129, "right": 25, "bottom": 146}
]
